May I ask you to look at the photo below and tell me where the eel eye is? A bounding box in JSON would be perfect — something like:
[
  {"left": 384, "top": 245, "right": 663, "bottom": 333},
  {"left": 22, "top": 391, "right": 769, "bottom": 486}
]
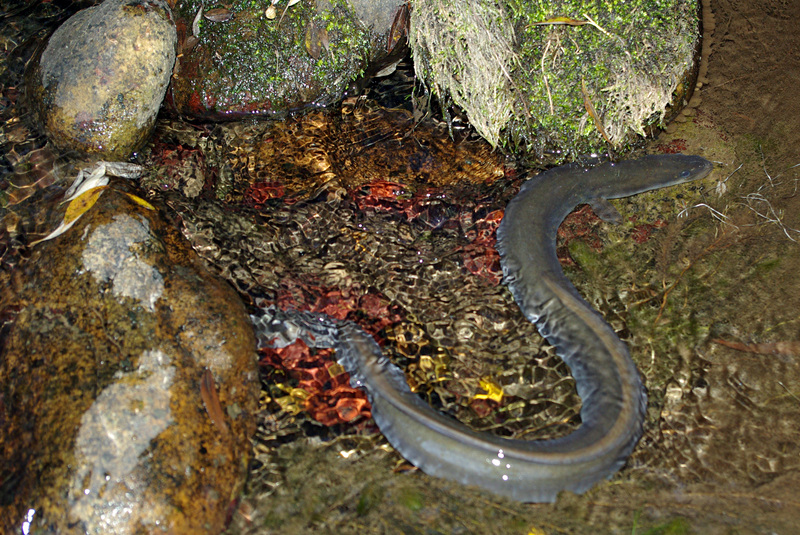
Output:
[{"left": 680, "top": 170, "right": 692, "bottom": 178}]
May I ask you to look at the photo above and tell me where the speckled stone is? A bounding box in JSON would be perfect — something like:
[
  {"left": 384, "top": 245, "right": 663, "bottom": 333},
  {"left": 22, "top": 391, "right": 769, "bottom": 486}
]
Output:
[
  {"left": 166, "top": 0, "right": 403, "bottom": 120},
  {"left": 27, "top": 0, "right": 177, "bottom": 158},
  {"left": 0, "top": 179, "right": 259, "bottom": 533}
]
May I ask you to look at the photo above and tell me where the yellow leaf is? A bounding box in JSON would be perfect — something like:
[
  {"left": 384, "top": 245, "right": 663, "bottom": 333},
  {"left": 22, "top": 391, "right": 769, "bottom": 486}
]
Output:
[
  {"left": 272, "top": 383, "right": 311, "bottom": 415},
  {"left": 124, "top": 192, "right": 156, "bottom": 211},
  {"left": 30, "top": 186, "right": 107, "bottom": 246},
  {"left": 273, "top": 395, "right": 304, "bottom": 415},
  {"left": 63, "top": 186, "right": 107, "bottom": 225},
  {"left": 473, "top": 377, "right": 504, "bottom": 403},
  {"left": 532, "top": 13, "right": 614, "bottom": 39},
  {"left": 532, "top": 16, "right": 588, "bottom": 26}
]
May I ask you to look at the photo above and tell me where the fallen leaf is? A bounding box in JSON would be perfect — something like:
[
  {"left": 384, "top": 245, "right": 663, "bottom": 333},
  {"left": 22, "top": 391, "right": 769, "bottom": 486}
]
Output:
[
  {"left": 124, "top": 192, "right": 156, "bottom": 210},
  {"left": 473, "top": 377, "right": 504, "bottom": 403},
  {"left": 304, "top": 20, "right": 329, "bottom": 59},
  {"left": 532, "top": 16, "right": 588, "bottom": 26},
  {"left": 30, "top": 185, "right": 108, "bottom": 245},
  {"left": 64, "top": 186, "right": 107, "bottom": 225},
  {"left": 387, "top": 3, "right": 409, "bottom": 53},
  {"left": 204, "top": 7, "right": 233, "bottom": 22}
]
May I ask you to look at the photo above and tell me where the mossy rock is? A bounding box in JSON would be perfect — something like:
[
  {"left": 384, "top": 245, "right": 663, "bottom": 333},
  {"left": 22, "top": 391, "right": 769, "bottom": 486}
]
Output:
[
  {"left": 168, "top": 0, "right": 401, "bottom": 119},
  {"left": 410, "top": 0, "right": 701, "bottom": 162}
]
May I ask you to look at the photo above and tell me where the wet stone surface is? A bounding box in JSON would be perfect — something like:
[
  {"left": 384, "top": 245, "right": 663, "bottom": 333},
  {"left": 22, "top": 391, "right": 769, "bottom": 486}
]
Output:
[
  {"left": 0, "top": 179, "right": 259, "bottom": 533},
  {"left": 167, "top": 0, "right": 403, "bottom": 120},
  {"left": 27, "top": 0, "right": 177, "bottom": 158}
]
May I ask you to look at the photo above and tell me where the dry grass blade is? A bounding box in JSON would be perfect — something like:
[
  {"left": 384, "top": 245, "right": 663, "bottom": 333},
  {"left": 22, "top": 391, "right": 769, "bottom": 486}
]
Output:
[{"left": 409, "top": 0, "right": 517, "bottom": 147}]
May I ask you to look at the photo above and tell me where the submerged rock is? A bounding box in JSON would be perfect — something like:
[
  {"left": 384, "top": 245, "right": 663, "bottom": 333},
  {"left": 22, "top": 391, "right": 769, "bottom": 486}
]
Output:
[
  {"left": 27, "top": 0, "right": 177, "bottom": 158},
  {"left": 0, "top": 177, "right": 259, "bottom": 533}
]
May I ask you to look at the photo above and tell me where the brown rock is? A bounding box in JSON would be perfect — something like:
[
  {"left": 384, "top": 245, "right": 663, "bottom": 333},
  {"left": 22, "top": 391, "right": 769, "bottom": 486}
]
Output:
[
  {"left": 27, "top": 0, "right": 177, "bottom": 159},
  {"left": 0, "top": 178, "right": 258, "bottom": 533}
]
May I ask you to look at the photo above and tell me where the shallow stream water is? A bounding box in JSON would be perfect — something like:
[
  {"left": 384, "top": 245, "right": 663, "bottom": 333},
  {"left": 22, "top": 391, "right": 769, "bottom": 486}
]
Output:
[{"left": 2, "top": 1, "right": 800, "bottom": 533}]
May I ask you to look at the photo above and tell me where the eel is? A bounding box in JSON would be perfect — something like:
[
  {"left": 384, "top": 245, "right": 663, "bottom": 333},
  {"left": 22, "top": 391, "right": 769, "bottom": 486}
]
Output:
[{"left": 254, "top": 153, "right": 713, "bottom": 502}]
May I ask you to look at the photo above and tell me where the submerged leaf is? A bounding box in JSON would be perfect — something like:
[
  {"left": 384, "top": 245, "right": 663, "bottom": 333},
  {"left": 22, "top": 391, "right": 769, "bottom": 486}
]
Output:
[
  {"left": 64, "top": 186, "right": 107, "bottom": 225},
  {"left": 473, "top": 377, "right": 504, "bottom": 403},
  {"left": 124, "top": 193, "right": 156, "bottom": 211},
  {"left": 200, "top": 369, "right": 231, "bottom": 438},
  {"left": 30, "top": 186, "right": 108, "bottom": 246},
  {"left": 63, "top": 165, "right": 108, "bottom": 202}
]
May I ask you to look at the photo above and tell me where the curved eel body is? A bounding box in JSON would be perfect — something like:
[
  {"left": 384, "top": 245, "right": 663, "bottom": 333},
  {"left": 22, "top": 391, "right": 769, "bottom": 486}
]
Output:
[{"left": 256, "top": 154, "right": 713, "bottom": 502}]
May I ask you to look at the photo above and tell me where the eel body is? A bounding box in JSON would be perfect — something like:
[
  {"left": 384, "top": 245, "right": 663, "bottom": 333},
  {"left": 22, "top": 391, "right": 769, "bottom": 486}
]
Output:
[{"left": 255, "top": 154, "right": 713, "bottom": 502}]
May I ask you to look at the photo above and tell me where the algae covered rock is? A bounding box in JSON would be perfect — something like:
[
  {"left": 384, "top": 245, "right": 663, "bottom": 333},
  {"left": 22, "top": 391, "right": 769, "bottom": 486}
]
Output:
[
  {"left": 0, "top": 177, "right": 259, "bottom": 533},
  {"left": 410, "top": 0, "right": 702, "bottom": 161},
  {"left": 168, "top": 0, "right": 403, "bottom": 119},
  {"left": 27, "top": 0, "right": 177, "bottom": 158}
]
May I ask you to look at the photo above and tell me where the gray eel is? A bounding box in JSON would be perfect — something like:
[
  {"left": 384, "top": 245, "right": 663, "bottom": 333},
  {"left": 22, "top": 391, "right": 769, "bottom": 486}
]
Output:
[{"left": 255, "top": 153, "right": 713, "bottom": 503}]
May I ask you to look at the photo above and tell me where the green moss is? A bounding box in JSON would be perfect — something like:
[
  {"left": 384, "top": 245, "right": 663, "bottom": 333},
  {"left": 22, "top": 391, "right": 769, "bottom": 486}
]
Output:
[
  {"left": 411, "top": 0, "right": 701, "bottom": 161},
  {"left": 174, "top": 0, "right": 369, "bottom": 115},
  {"left": 316, "top": 1, "right": 369, "bottom": 83}
]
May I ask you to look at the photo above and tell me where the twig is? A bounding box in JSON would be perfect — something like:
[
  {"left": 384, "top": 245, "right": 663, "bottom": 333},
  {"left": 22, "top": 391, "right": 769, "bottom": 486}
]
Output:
[
  {"left": 541, "top": 40, "right": 554, "bottom": 115},
  {"left": 758, "top": 144, "right": 774, "bottom": 187},
  {"left": 677, "top": 202, "right": 737, "bottom": 228},
  {"left": 714, "top": 162, "right": 743, "bottom": 196},
  {"left": 580, "top": 13, "right": 614, "bottom": 39},
  {"left": 778, "top": 382, "right": 800, "bottom": 404},
  {"left": 581, "top": 78, "right": 611, "bottom": 143},
  {"left": 740, "top": 192, "right": 800, "bottom": 242}
]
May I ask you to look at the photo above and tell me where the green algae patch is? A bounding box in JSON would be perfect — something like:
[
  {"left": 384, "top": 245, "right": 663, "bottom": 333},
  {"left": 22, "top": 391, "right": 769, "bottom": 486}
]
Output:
[
  {"left": 410, "top": 0, "right": 701, "bottom": 161},
  {"left": 398, "top": 487, "right": 425, "bottom": 511},
  {"left": 355, "top": 482, "right": 386, "bottom": 516},
  {"left": 640, "top": 516, "right": 692, "bottom": 535}
]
